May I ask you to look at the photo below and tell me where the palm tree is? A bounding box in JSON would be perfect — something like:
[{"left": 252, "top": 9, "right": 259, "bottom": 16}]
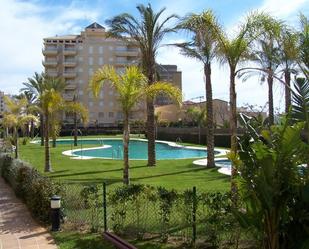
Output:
[
  {"left": 2, "top": 96, "right": 38, "bottom": 158},
  {"left": 279, "top": 27, "right": 299, "bottom": 113},
  {"left": 38, "top": 77, "right": 87, "bottom": 172},
  {"left": 298, "top": 13, "right": 309, "bottom": 80},
  {"left": 203, "top": 11, "right": 274, "bottom": 202},
  {"left": 176, "top": 10, "right": 217, "bottom": 167},
  {"left": 106, "top": 4, "right": 178, "bottom": 166},
  {"left": 186, "top": 106, "right": 207, "bottom": 144},
  {"left": 90, "top": 65, "right": 182, "bottom": 184},
  {"left": 239, "top": 36, "right": 281, "bottom": 125},
  {"left": 21, "top": 72, "right": 45, "bottom": 145}
]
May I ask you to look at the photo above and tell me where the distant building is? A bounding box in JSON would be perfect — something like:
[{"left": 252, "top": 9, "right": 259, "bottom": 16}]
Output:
[
  {"left": 0, "top": 91, "right": 9, "bottom": 118},
  {"left": 42, "top": 22, "right": 182, "bottom": 127},
  {"left": 155, "top": 99, "right": 229, "bottom": 127}
]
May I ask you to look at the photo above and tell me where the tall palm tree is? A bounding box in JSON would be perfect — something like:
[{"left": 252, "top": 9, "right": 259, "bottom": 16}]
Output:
[
  {"left": 38, "top": 77, "right": 87, "bottom": 172},
  {"left": 90, "top": 66, "right": 182, "bottom": 184},
  {"left": 279, "top": 27, "right": 299, "bottom": 113},
  {"left": 106, "top": 4, "right": 178, "bottom": 166},
  {"left": 298, "top": 13, "right": 309, "bottom": 80},
  {"left": 176, "top": 10, "right": 218, "bottom": 167},
  {"left": 239, "top": 37, "right": 281, "bottom": 125},
  {"left": 21, "top": 72, "right": 45, "bottom": 145},
  {"left": 2, "top": 96, "right": 38, "bottom": 158},
  {"left": 203, "top": 12, "right": 274, "bottom": 202}
]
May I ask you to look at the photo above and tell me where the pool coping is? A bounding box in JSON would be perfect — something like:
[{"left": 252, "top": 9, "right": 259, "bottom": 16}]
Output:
[
  {"left": 193, "top": 157, "right": 232, "bottom": 176},
  {"left": 31, "top": 138, "right": 229, "bottom": 160}
]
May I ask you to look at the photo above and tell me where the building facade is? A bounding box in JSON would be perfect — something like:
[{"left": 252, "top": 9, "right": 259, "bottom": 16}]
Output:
[
  {"left": 42, "top": 22, "right": 182, "bottom": 126},
  {"left": 0, "top": 91, "right": 9, "bottom": 119}
]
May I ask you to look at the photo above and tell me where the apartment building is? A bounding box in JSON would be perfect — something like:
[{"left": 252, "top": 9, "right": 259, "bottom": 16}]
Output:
[
  {"left": 155, "top": 64, "right": 182, "bottom": 105},
  {"left": 42, "top": 22, "right": 182, "bottom": 126},
  {"left": 0, "top": 91, "right": 8, "bottom": 119}
]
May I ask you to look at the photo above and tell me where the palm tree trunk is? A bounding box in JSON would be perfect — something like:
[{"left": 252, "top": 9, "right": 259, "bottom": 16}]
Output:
[
  {"left": 44, "top": 114, "right": 52, "bottom": 172},
  {"left": 14, "top": 128, "right": 18, "bottom": 159},
  {"left": 268, "top": 74, "right": 274, "bottom": 125},
  {"left": 52, "top": 135, "right": 56, "bottom": 148},
  {"left": 230, "top": 67, "right": 238, "bottom": 205},
  {"left": 40, "top": 114, "right": 44, "bottom": 146},
  {"left": 74, "top": 112, "right": 78, "bottom": 146},
  {"left": 123, "top": 114, "right": 130, "bottom": 185},
  {"left": 205, "top": 63, "right": 215, "bottom": 168},
  {"left": 30, "top": 120, "right": 34, "bottom": 139},
  {"left": 146, "top": 66, "right": 156, "bottom": 167},
  {"left": 284, "top": 70, "right": 291, "bottom": 113}
]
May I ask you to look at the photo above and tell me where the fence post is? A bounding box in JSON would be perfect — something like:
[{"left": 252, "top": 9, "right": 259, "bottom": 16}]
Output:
[
  {"left": 103, "top": 182, "right": 107, "bottom": 232},
  {"left": 192, "top": 186, "right": 197, "bottom": 246}
]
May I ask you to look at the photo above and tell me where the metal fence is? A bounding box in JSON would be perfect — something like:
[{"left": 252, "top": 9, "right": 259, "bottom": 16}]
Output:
[{"left": 60, "top": 182, "right": 249, "bottom": 247}]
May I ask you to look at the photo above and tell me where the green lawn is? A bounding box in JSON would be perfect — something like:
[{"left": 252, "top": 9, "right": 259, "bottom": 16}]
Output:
[{"left": 19, "top": 136, "right": 230, "bottom": 191}]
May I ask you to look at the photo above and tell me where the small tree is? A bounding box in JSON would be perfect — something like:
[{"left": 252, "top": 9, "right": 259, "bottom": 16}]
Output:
[
  {"left": 186, "top": 106, "right": 206, "bottom": 144},
  {"left": 90, "top": 66, "right": 182, "bottom": 184},
  {"left": 2, "top": 96, "right": 38, "bottom": 158}
]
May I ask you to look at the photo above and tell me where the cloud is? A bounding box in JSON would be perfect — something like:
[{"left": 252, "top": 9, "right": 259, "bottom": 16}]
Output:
[{"left": 0, "top": 0, "right": 100, "bottom": 93}]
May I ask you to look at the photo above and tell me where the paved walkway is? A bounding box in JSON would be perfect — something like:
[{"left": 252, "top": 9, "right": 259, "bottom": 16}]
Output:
[{"left": 0, "top": 177, "right": 58, "bottom": 249}]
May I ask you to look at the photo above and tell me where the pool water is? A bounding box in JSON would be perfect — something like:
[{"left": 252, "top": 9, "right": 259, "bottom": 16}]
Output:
[
  {"left": 58, "top": 139, "right": 209, "bottom": 160},
  {"left": 215, "top": 159, "right": 232, "bottom": 169}
]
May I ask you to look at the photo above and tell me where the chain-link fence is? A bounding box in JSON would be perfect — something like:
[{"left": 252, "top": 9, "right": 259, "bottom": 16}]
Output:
[{"left": 61, "top": 182, "right": 249, "bottom": 247}]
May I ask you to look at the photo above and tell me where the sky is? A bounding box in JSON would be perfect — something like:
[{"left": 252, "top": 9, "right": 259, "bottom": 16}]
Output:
[{"left": 0, "top": 0, "right": 308, "bottom": 112}]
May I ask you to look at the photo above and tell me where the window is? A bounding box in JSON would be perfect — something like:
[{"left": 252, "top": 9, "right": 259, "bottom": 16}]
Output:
[
  {"left": 89, "top": 46, "right": 93, "bottom": 54},
  {"left": 109, "top": 102, "right": 114, "bottom": 107},
  {"left": 78, "top": 90, "right": 83, "bottom": 95},
  {"left": 109, "top": 90, "right": 113, "bottom": 96},
  {"left": 78, "top": 68, "right": 83, "bottom": 73},
  {"left": 89, "top": 68, "right": 93, "bottom": 76},
  {"left": 99, "top": 46, "right": 103, "bottom": 54},
  {"left": 99, "top": 57, "right": 104, "bottom": 65},
  {"left": 108, "top": 112, "right": 114, "bottom": 118},
  {"left": 99, "top": 91, "right": 104, "bottom": 98},
  {"left": 89, "top": 101, "right": 93, "bottom": 107},
  {"left": 88, "top": 92, "right": 93, "bottom": 98},
  {"left": 109, "top": 46, "right": 113, "bottom": 51},
  {"left": 89, "top": 57, "right": 93, "bottom": 65},
  {"left": 90, "top": 112, "right": 95, "bottom": 118},
  {"left": 99, "top": 112, "right": 104, "bottom": 118},
  {"left": 78, "top": 79, "right": 83, "bottom": 84},
  {"left": 109, "top": 57, "right": 113, "bottom": 62},
  {"left": 78, "top": 57, "right": 83, "bottom": 62},
  {"left": 99, "top": 101, "right": 104, "bottom": 106}
]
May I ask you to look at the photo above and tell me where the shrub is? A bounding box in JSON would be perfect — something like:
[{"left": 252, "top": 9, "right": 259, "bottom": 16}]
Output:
[{"left": 0, "top": 153, "right": 62, "bottom": 223}]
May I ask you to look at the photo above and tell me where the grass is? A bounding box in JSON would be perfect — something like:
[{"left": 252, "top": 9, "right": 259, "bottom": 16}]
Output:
[
  {"left": 52, "top": 231, "right": 191, "bottom": 249},
  {"left": 19, "top": 135, "right": 230, "bottom": 191}
]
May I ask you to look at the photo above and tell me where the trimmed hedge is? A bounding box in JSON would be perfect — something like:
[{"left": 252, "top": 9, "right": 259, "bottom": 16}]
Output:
[{"left": 0, "top": 153, "right": 62, "bottom": 223}]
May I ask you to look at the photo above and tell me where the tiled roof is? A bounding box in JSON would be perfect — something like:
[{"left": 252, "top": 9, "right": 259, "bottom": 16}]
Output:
[{"left": 86, "top": 22, "right": 105, "bottom": 29}]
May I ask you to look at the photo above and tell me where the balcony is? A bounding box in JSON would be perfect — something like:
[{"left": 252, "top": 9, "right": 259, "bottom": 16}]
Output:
[
  {"left": 42, "top": 60, "right": 57, "bottom": 67},
  {"left": 46, "top": 71, "right": 58, "bottom": 77},
  {"left": 64, "top": 84, "right": 77, "bottom": 90},
  {"left": 42, "top": 47, "right": 58, "bottom": 55},
  {"left": 63, "top": 59, "right": 76, "bottom": 67},
  {"left": 63, "top": 71, "right": 77, "bottom": 78},
  {"left": 63, "top": 93, "right": 74, "bottom": 101},
  {"left": 114, "top": 60, "right": 138, "bottom": 66},
  {"left": 63, "top": 47, "right": 77, "bottom": 55},
  {"left": 114, "top": 49, "right": 139, "bottom": 57}
]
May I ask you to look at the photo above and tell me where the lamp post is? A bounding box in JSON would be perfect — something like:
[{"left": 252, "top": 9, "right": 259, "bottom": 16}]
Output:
[{"left": 50, "top": 195, "right": 61, "bottom": 231}]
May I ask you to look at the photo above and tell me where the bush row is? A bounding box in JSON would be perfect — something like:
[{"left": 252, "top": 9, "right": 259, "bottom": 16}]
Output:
[{"left": 0, "top": 153, "right": 62, "bottom": 223}]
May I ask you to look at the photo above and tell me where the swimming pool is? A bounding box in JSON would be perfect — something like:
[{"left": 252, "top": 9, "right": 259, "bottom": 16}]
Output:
[{"left": 58, "top": 138, "right": 222, "bottom": 160}]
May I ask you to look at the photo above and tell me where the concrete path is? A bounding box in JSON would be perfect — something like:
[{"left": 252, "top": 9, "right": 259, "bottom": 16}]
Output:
[{"left": 0, "top": 177, "right": 58, "bottom": 249}]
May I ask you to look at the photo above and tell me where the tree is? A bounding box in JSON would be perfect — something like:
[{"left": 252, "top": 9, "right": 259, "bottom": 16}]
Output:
[
  {"left": 106, "top": 4, "right": 178, "bottom": 166},
  {"left": 203, "top": 12, "right": 273, "bottom": 201},
  {"left": 279, "top": 27, "right": 299, "bottom": 113},
  {"left": 176, "top": 10, "right": 217, "bottom": 167},
  {"left": 239, "top": 35, "right": 281, "bottom": 125},
  {"left": 186, "top": 106, "right": 207, "bottom": 144},
  {"left": 21, "top": 72, "right": 45, "bottom": 145},
  {"left": 90, "top": 66, "right": 182, "bottom": 185},
  {"left": 298, "top": 13, "right": 309, "bottom": 80},
  {"left": 38, "top": 77, "right": 87, "bottom": 172},
  {"left": 2, "top": 96, "right": 38, "bottom": 158}
]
